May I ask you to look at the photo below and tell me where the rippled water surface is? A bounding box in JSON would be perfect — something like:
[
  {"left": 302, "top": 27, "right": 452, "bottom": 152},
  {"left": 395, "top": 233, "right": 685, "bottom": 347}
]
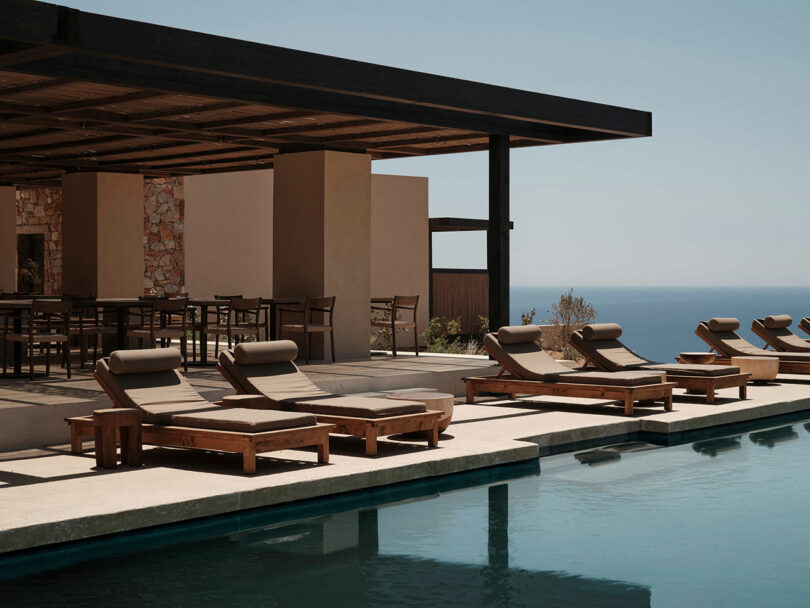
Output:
[{"left": 3, "top": 420, "right": 810, "bottom": 607}]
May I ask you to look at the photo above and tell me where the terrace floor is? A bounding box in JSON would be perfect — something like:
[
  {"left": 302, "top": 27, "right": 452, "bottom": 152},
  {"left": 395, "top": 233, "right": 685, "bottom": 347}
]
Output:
[{"left": 2, "top": 360, "right": 810, "bottom": 556}]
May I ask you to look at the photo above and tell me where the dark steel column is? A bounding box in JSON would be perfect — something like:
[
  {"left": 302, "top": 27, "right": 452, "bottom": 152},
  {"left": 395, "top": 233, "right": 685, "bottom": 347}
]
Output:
[
  {"left": 487, "top": 134, "right": 510, "bottom": 331},
  {"left": 428, "top": 227, "right": 434, "bottom": 318}
]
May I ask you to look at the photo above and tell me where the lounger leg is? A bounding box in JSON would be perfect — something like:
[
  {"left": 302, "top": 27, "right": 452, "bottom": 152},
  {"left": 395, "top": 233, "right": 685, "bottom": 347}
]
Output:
[
  {"left": 664, "top": 392, "right": 673, "bottom": 411},
  {"left": 466, "top": 381, "right": 476, "bottom": 404},
  {"left": 317, "top": 436, "right": 329, "bottom": 463},
  {"left": 428, "top": 422, "right": 439, "bottom": 447},
  {"left": 243, "top": 442, "right": 257, "bottom": 474},
  {"left": 740, "top": 384, "right": 747, "bottom": 399},
  {"left": 706, "top": 388, "right": 715, "bottom": 405},
  {"left": 70, "top": 422, "right": 84, "bottom": 453},
  {"left": 624, "top": 397, "right": 634, "bottom": 416},
  {"left": 365, "top": 427, "right": 379, "bottom": 456}
]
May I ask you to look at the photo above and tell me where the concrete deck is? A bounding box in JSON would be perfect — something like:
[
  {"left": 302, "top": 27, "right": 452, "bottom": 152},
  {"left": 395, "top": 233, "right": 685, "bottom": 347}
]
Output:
[{"left": 2, "top": 369, "right": 810, "bottom": 556}]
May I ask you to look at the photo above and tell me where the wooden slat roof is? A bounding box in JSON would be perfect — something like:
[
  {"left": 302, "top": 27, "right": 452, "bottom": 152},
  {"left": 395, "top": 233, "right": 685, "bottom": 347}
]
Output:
[{"left": 0, "top": 1, "right": 652, "bottom": 186}]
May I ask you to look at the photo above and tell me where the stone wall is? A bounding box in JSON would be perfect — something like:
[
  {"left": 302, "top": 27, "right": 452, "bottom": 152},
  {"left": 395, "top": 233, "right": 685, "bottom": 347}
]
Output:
[
  {"left": 143, "top": 177, "right": 184, "bottom": 295},
  {"left": 15, "top": 187, "right": 62, "bottom": 295}
]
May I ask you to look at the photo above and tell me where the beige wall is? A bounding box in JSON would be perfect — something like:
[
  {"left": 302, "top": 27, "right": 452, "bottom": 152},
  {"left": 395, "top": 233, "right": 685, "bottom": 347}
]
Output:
[
  {"left": 62, "top": 173, "right": 143, "bottom": 297},
  {"left": 370, "top": 175, "right": 430, "bottom": 346},
  {"left": 0, "top": 187, "right": 15, "bottom": 292},
  {"left": 184, "top": 170, "right": 274, "bottom": 298},
  {"left": 274, "top": 151, "right": 371, "bottom": 360}
]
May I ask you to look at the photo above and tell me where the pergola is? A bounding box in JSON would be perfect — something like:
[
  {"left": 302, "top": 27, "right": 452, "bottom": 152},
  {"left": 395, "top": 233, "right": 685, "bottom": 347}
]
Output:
[{"left": 0, "top": 0, "right": 651, "bottom": 330}]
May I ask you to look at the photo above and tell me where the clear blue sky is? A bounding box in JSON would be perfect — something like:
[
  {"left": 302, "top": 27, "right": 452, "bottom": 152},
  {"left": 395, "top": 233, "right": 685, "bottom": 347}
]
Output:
[{"left": 60, "top": 0, "right": 810, "bottom": 286}]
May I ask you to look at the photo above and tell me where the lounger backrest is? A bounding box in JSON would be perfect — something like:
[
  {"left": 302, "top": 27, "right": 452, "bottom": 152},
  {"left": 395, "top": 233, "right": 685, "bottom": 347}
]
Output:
[
  {"left": 570, "top": 323, "right": 650, "bottom": 371},
  {"left": 218, "top": 341, "right": 332, "bottom": 403},
  {"left": 799, "top": 318, "right": 810, "bottom": 337},
  {"left": 95, "top": 349, "right": 211, "bottom": 423},
  {"left": 695, "top": 319, "right": 764, "bottom": 357},
  {"left": 752, "top": 317, "right": 810, "bottom": 352},
  {"left": 483, "top": 325, "right": 571, "bottom": 381}
]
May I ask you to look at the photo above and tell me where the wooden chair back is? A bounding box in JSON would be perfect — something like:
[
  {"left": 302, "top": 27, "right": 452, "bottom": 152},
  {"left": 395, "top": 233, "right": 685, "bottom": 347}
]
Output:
[
  {"left": 393, "top": 295, "right": 419, "bottom": 318},
  {"left": 149, "top": 297, "right": 189, "bottom": 332},
  {"left": 306, "top": 296, "right": 335, "bottom": 326}
]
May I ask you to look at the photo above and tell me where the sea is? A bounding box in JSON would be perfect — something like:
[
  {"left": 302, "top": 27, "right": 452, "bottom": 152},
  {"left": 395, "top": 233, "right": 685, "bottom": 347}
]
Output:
[{"left": 509, "top": 286, "right": 810, "bottom": 363}]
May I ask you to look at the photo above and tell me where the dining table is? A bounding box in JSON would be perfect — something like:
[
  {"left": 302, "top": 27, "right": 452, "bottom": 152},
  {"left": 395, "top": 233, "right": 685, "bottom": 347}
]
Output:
[{"left": 0, "top": 296, "right": 305, "bottom": 375}]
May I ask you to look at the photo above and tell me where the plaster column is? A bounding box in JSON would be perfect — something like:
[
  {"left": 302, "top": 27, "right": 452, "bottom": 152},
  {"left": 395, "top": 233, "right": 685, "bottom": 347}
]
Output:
[
  {"left": 62, "top": 173, "right": 144, "bottom": 297},
  {"left": 0, "top": 186, "right": 16, "bottom": 292},
  {"left": 273, "top": 150, "right": 371, "bottom": 360}
]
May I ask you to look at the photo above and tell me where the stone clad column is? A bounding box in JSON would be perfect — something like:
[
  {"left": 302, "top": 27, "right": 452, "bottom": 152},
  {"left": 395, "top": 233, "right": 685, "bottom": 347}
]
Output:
[
  {"left": 62, "top": 173, "right": 144, "bottom": 297},
  {"left": 273, "top": 151, "right": 371, "bottom": 360},
  {"left": 0, "top": 186, "right": 16, "bottom": 292}
]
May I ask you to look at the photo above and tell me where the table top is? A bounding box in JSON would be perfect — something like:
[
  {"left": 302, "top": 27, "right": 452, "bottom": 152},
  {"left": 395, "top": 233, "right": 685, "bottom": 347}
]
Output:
[{"left": 386, "top": 391, "right": 454, "bottom": 401}]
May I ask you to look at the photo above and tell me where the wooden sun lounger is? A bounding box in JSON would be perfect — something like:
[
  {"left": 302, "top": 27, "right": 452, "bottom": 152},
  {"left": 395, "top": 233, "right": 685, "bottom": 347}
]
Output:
[
  {"left": 86, "top": 365, "right": 333, "bottom": 474},
  {"left": 217, "top": 361, "right": 440, "bottom": 456},
  {"left": 568, "top": 324, "right": 749, "bottom": 404},
  {"left": 464, "top": 373, "right": 674, "bottom": 416},
  {"left": 696, "top": 319, "right": 810, "bottom": 375}
]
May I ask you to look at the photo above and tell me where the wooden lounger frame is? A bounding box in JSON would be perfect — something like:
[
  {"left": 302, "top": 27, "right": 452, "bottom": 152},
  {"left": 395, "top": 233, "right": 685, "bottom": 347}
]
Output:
[
  {"left": 88, "top": 370, "right": 334, "bottom": 474},
  {"left": 217, "top": 363, "right": 441, "bottom": 456},
  {"left": 464, "top": 372, "right": 675, "bottom": 416}
]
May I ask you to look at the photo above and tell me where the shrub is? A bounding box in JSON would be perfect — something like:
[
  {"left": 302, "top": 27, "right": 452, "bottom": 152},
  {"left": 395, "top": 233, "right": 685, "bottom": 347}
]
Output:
[
  {"left": 546, "top": 288, "right": 597, "bottom": 350},
  {"left": 421, "top": 316, "right": 465, "bottom": 354}
]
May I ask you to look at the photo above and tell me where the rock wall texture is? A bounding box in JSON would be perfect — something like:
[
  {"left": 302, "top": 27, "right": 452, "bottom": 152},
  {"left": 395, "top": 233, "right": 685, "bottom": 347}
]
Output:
[
  {"left": 15, "top": 187, "right": 62, "bottom": 295},
  {"left": 143, "top": 177, "right": 185, "bottom": 295},
  {"left": 14, "top": 177, "right": 185, "bottom": 296}
]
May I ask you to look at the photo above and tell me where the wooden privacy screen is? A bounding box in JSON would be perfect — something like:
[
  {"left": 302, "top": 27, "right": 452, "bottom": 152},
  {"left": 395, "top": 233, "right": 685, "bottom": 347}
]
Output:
[{"left": 431, "top": 270, "right": 488, "bottom": 334}]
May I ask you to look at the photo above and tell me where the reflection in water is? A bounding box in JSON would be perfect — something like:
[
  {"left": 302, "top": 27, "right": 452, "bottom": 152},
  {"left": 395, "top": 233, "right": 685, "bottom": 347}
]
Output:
[
  {"left": 804, "top": 422, "right": 810, "bottom": 435},
  {"left": 693, "top": 436, "right": 742, "bottom": 457},
  {"left": 750, "top": 426, "right": 799, "bottom": 448},
  {"left": 1, "top": 483, "right": 651, "bottom": 608},
  {"left": 575, "top": 449, "right": 622, "bottom": 467}
]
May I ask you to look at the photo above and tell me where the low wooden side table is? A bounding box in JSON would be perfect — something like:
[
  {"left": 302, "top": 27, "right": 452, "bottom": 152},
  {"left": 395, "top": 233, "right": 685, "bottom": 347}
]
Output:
[
  {"left": 386, "top": 391, "right": 454, "bottom": 432},
  {"left": 93, "top": 408, "right": 142, "bottom": 469}
]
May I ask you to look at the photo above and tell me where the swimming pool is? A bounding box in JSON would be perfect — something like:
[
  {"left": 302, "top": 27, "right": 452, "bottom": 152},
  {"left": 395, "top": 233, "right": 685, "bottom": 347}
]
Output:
[{"left": 3, "top": 418, "right": 810, "bottom": 607}]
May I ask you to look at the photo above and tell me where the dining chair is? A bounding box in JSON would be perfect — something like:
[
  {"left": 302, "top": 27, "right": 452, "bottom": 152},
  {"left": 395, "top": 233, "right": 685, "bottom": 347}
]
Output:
[
  {"left": 279, "top": 296, "right": 336, "bottom": 363},
  {"left": 371, "top": 295, "right": 419, "bottom": 357},
  {"left": 127, "top": 297, "right": 190, "bottom": 371},
  {"left": 207, "top": 297, "right": 263, "bottom": 357},
  {"left": 3, "top": 299, "right": 72, "bottom": 379}
]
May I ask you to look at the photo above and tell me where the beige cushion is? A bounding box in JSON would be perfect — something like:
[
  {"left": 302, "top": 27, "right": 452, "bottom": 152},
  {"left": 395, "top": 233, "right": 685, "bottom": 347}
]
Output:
[
  {"left": 168, "top": 408, "right": 315, "bottom": 433},
  {"left": 286, "top": 395, "right": 425, "bottom": 418},
  {"left": 641, "top": 363, "right": 740, "bottom": 377},
  {"left": 109, "top": 348, "right": 181, "bottom": 375},
  {"left": 497, "top": 325, "right": 542, "bottom": 344},
  {"left": 764, "top": 314, "right": 792, "bottom": 329},
  {"left": 581, "top": 323, "right": 622, "bottom": 341},
  {"left": 707, "top": 318, "right": 740, "bottom": 332},
  {"left": 219, "top": 350, "right": 424, "bottom": 418},
  {"left": 234, "top": 341, "right": 298, "bottom": 365}
]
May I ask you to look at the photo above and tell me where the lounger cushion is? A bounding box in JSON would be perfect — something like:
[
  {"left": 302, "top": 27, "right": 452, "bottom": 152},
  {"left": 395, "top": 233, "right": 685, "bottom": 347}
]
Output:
[
  {"left": 220, "top": 351, "right": 330, "bottom": 402},
  {"left": 96, "top": 359, "right": 210, "bottom": 419},
  {"left": 168, "top": 408, "right": 316, "bottom": 433},
  {"left": 497, "top": 325, "right": 543, "bottom": 344},
  {"left": 707, "top": 318, "right": 740, "bottom": 331},
  {"left": 284, "top": 395, "right": 426, "bottom": 418},
  {"left": 640, "top": 363, "right": 741, "bottom": 377},
  {"left": 752, "top": 320, "right": 810, "bottom": 352},
  {"left": 108, "top": 348, "right": 181, "bottom": 374},
  {"left": 764, "top": 315, "right": 792, "bottom": 329},
  {"left": 218, "top": 350, "right": 424, "bottom": 417},
  {"left": 234, "top": 341, "right": 298, "bottom": 365},
  {"left": 697, "top": 322, "right": 810, "bottom": 360},
  {"left": 550, "top": 370, "right": 666, "bottom": 386},
  {"left": 581, "top": 323, "right": 623, "bottom": 341}
]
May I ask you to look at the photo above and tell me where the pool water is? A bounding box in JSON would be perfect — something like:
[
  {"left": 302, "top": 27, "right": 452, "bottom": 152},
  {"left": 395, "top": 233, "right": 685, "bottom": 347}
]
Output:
[{"left": 3, "top": 419, "right": 810, "bottom": 607}]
